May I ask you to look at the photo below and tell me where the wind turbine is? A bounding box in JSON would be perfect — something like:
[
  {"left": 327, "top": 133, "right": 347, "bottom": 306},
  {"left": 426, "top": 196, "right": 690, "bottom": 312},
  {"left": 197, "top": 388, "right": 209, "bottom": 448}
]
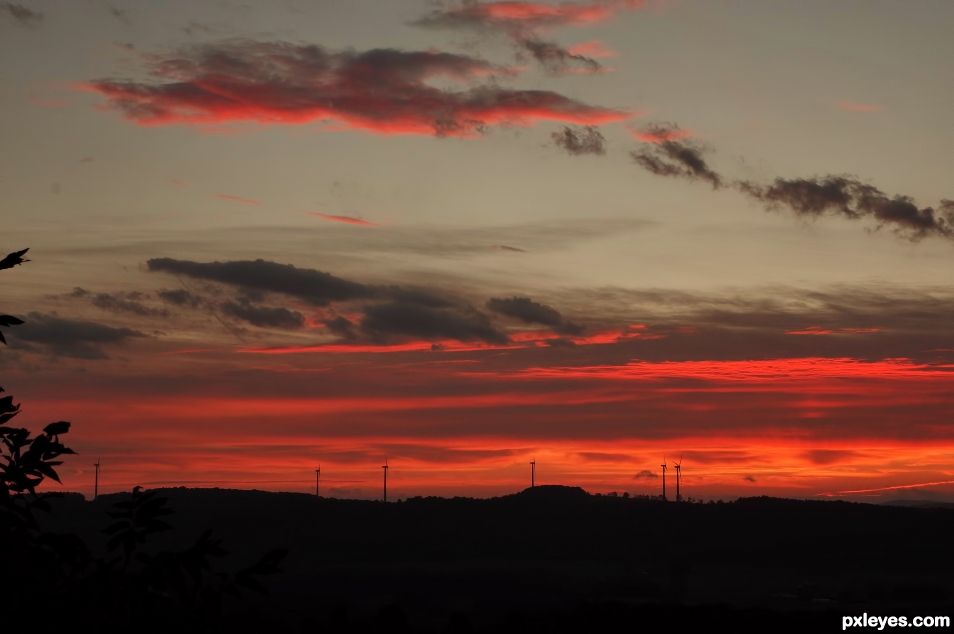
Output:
[
  {"left": 674, "top": 456, "right": 683, "bottom": 502},
  {"left": 93, "top": 458, "right": 101, "bottom": 501},
  {"left": 315, "top": 465, "right": 321, "bottom": 497},
  {"left": 382, "top": 458, "right": 389, "bottom": 503},
  {"left": 660, "top": 458, "right": 667, "bottom": 501},
  {"left": 530, "top": 458, "right": 536, "bottom": 488}
]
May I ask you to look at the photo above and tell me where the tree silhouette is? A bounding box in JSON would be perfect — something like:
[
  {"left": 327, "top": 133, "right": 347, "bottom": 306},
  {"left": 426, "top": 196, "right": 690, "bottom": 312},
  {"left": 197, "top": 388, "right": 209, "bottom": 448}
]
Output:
[{"left": 1, "top": 248, "right": 286, "bottom": 631}]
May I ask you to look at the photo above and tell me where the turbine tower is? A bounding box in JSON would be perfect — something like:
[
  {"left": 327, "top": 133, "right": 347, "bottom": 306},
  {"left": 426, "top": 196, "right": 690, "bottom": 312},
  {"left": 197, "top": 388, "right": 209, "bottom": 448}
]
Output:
[
  {"left": 93, "top": 458, "right": 101, "bottom": 501},
  {"left": 382, "top": 459, "right": 389, "bottom": 503},
  {"left": 660, "top": 458, "right": 667, "bottom": 501},
  {"left": 674, "top": 457, "right": 682, "bottom": 502},
  {"left": 315, "top": 465, "right": 321, "bottom": 497},
  {"left": 530, "top": 458, "right": 536, "bottom": 488}
]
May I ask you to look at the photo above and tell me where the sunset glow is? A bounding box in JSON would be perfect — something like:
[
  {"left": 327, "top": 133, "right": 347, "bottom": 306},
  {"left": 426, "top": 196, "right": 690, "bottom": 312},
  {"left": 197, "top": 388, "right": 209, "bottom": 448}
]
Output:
[{"left": 3, "top": 0, "right": 953, "bottom": 505}]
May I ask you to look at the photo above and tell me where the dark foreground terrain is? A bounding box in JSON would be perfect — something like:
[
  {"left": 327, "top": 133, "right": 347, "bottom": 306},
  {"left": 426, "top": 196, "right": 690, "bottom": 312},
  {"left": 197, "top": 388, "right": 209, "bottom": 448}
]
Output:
[{"left": 26, "top": 486, "right": 954, "bottom": 632}]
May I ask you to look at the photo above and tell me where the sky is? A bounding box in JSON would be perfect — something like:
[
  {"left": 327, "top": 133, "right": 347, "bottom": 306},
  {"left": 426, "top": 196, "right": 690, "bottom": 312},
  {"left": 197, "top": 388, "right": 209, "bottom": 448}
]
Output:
[{"left": 2, "top": 0, "right": 953, "bottom": 502}]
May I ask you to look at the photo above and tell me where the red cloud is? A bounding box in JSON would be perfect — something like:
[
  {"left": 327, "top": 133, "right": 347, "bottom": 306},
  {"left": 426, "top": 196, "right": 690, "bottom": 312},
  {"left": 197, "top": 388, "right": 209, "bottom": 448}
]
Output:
[
  {"left": 567, "top": 40, "right": 618, "bottom": 58},
  {"left": 214, "top": 192, "right": 261, "bottom": 206},
  {"left": 509, "top": 357, "right": 954, "bottom": 383},
  {"left": 420, "top": 1, "right": 645, "bottom": 28},
  {"left": 308, "top": 212, "right": 377, "bottom": 227},
  {"left": 631, "top": 123, "right": 692, "bottom": 143},
  {"left": 86, "top": 41, "right": 628, "bottom": 136}
]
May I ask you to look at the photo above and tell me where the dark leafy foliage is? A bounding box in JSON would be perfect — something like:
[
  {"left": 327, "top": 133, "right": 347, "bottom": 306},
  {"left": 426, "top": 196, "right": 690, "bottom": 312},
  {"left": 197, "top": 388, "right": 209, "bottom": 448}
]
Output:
[{"left": 0, "top": 248, "right": 286, "bottom": 631}]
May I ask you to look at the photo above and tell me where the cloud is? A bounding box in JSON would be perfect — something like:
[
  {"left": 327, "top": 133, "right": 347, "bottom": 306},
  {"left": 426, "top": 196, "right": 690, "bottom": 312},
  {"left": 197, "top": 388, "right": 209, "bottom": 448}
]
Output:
[
  {"left": 220, "top": 299, "right": 304, "bottom": 329},
  {"left": 324, "top": 316, "right": 357, "bottom": 340},
  {"left": 11, "top": 312, "right": 144, "bottom": 359},
  {"left": 567, "top": 40, "right": 617, "bottom": 58},
  {"left": 577, "top": 451, "right": 632, "bottom": 462},
  {"left": 486, "top": 296, "right": 582, "bottom": 334},
  {"left": 415, "top": 1, "right": 644, "bottom": 30},
  {"left": 738, "top": 176, "right": 954, "bottom": 241},
  {"left": 633, "top": 469, "right": 658, "bottom": 479},
  {"left": 631, "top": 138, "right": 723, "bottom": 188},
  {"left": 631, "top": 122, "right": 691, "bottom": 144},
  {"left": 413, "top": 1, "right": 644, "bottom": 76},
  {"left": 87, "top": 40, "right": 627, "bottom": 136},
  {"left": 518, "top": 37, "right": 601, "bottom": 74},
  {"left": 157, "top": 288, "right": 204, "bottom": 307},
  {"left": 214, "top": 193, "right": 261, "bottom": 206},
  {"left": 1, "top": 2, "right": 43, "bottom": 28},
  {"left": 361, "top": 300, "right": 509, "bottom": 345},
  {"left": 71, "top": 287, "right": 169, "bottom": 317},
  {"left": 308, "top": 212, "right": 377, "bottom": 227},
  {"left": 743, "top": 475, "right": 757, "bottom": 483},
  {"left": 803, "top": 449, "right": 863, "bottom": 465},
  {"left": 551, "top": 125, "right": 606, "bottom": 155},
  {"left": 630, "top": 122, "right": 954, "bottom": 242},
  {"left": 147, "top": 258, "right": 370, "bottom": 306}
]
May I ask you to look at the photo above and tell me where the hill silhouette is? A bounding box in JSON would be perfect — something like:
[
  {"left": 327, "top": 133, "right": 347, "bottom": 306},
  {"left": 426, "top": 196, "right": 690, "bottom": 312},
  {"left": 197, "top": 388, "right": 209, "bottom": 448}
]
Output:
[{"left": 37, "top": 487, "right": 954, "bottom": 632}]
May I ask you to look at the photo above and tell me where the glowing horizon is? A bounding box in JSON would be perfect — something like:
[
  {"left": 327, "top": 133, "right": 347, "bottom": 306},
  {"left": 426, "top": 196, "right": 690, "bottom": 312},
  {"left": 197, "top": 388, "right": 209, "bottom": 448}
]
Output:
[{"left": 3, "top": 1, "right": 953, "bottom": 504}]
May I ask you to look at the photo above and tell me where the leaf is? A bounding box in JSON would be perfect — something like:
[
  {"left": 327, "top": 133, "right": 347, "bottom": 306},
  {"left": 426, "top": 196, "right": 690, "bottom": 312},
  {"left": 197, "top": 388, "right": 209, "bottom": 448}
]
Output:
[
  {"left": 0, "top": 395, "right": 18, "bottom": 413},
  {"left": 0, "top": 248, "right": 29, "bottom": 270},
  {"left": 0, "top": 315, "right": 23, "bottom": 327},
  {"left": 35, "top": 462, "right": 62, "bottom": 483},
  {"left": 43, "top": 421, "right": 71, "bottom": 436}
]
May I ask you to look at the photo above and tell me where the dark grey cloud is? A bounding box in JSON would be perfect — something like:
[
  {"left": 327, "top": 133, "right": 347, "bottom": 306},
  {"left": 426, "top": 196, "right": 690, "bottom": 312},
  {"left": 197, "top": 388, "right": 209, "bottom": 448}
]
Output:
[
  {"left": 486, "top": 295, "right": 582, "bottom": 334},
  {"left": 518, "top": 37, "right": 601, "bottom": 75},
  {"left": 361, "top": 300, "right": 508, "bottom": 345},
  {"left": 383, "top": 286, "right": 456, "bottom": 308},
  {"left": 738, "top": 176, "right": 954, "bottom": 241},
  {"left": 743, "top": 475, "right": 757, "bottom": 483},
  {"left": 157, "top": 288, "right": 204, "bottom": 308},
  {"left": 543, "top": 283, "right": 954, "bottom": 365},
  {"left": 71, "top": 287, "right": 169, "bottom": 317},
  {"left": 631, "top": 123, "right": 953, "bottom": 242},
  {"left": 88, "top": 40, "right": 623, "bottom": 135},
  {"left": 147, "top": 257, "right": 369, "bottom": 306},
  {"left": 634, "top": 469, "right": 658, "bottom": 479},
  {"left": 1, "top": 2, "right": 43, "bottom": 27},
  {"left": 325, "top": 316, "right": 357, "bottom": 340},
  {"left": 11, "top": 312, "right": 144, "bottom": 359},
  {"left": 412, "top": 1, "right": 632, "bottom": 75},
  {"left": 220, "top": 299, "right": 304, "bottom": 329},
  {"left": 631, "top": 139, "right": 723, "bottom": 188},
  {"left": 551, "top": 125, "right": 606, "bottom": 156}
]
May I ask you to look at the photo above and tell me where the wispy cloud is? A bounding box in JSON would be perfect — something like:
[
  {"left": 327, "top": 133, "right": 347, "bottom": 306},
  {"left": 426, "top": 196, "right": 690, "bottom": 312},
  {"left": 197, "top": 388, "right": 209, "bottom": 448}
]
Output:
[
  {"left": 214, "top": 193, "right": 261, "bottom": 206},
  {"left": 308, "top": 212, "right": 378, "bottom": 227},
  {"left": 1, "top": 2, "right": 43, "bottom": 28}
]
